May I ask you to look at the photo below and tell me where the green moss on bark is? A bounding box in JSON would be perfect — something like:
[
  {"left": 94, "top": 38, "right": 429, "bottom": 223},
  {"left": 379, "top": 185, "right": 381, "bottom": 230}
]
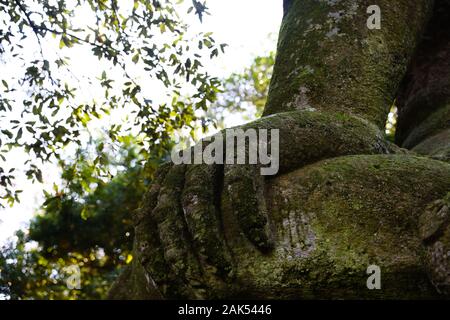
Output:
[
  {"left": 264, "top": 0, "right": 433, "bottom": 129},
  {"left": 215, "top": 154, "right": 450, "bottom": 299}
]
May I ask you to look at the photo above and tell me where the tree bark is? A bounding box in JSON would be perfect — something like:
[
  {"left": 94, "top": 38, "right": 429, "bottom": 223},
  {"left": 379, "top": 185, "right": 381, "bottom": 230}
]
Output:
[
  {"left": 395, "top": 0, "right": 450, "bottom": 162},
  {"left": 109, "top": 0, "right": 450, "bottom": 299},
  {"left": 265, "top": 0, "right": 432, "bottom": 129}
]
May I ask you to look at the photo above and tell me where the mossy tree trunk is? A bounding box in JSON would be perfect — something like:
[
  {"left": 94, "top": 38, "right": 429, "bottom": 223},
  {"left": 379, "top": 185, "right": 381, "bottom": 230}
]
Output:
[{"left": 109, "top": 0, "right": 450, "bottom": 299}]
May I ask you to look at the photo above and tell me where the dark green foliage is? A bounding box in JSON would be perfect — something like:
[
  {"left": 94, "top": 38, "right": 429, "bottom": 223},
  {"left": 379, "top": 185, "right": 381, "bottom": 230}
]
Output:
[{"left": 0, "top": 138, "right": 160, "bottom": 299}]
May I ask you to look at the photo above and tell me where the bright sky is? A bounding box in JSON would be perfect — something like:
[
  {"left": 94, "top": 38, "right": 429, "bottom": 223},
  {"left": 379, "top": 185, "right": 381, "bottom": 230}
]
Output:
[{"left": 0, "top": 0, "right": 283, "bottom": 244}]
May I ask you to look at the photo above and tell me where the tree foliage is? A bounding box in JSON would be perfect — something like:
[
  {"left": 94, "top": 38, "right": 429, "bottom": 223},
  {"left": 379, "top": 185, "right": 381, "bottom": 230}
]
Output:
[
  {"left": 0, "top": 137, "right": 154, "bottom": 299},
  {"left": 0, "top": 0, "right": 224, "bottom": 207},
  {"left": 210, "top": 51, "right": 274, "bottom": 128}
]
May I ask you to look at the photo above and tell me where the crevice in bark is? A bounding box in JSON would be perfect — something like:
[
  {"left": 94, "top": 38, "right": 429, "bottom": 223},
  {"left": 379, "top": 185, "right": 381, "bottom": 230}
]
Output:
[{"left": 395, "top": 0, "right": 450, "bottom": 148}]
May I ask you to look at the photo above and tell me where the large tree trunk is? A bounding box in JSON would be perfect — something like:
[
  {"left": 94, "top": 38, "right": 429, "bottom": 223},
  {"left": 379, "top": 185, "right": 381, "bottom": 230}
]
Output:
[
  {"left": 109, "top": 0, "right": 450, "bottom": 299},
  {"left": 265, "top": 0, "right": 432, "bottom": 127}
]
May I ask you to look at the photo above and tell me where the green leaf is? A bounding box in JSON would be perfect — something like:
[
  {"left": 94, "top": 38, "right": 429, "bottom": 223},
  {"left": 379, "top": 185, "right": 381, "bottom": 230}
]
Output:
[
  {"left": 26, "top": 126, "right": 36, "bottom": 134},
  {"left": 81, "top": 206, "right": 89, "bottom": 220},
  {"left": 35, "top": 169, "right": 43, "bottom": 183},
  {"left": 1, "top": 130, "right": 13, "bottom": 139},
  {"left": 59, "top": 37, "right": 65, "bottom": 49},
  {"left": 16, "top": 128, "right": 23, "bottom": 141},
  {"left": 210, "top": 48, "right": 218, "bottom": 58}
]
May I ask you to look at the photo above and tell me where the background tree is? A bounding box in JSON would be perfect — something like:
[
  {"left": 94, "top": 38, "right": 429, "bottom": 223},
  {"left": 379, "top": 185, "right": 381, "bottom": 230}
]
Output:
[
  {"left": 0, "top": 137, "right": 154, "bottom": 299},
  {"left": 209, "top": 51, "right": 275, "bottom": 129},
  {"left": 0, "top": 0, "right": 225, "bottom": 207}
]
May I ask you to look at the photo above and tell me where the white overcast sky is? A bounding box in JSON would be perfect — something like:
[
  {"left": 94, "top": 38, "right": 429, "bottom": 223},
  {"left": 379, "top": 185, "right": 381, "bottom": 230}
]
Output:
[{"left": 0, "top": 0, "right": 283, "bottom": 244}]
